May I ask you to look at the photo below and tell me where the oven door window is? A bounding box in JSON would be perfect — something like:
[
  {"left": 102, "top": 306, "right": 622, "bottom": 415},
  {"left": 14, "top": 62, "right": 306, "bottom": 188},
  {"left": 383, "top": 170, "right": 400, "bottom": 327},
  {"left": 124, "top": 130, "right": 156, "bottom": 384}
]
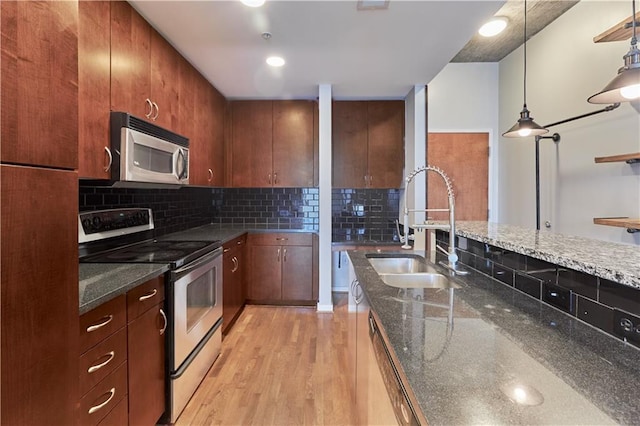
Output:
[{"left": 186, "top": 268, "right": 215, "bottom": 332}]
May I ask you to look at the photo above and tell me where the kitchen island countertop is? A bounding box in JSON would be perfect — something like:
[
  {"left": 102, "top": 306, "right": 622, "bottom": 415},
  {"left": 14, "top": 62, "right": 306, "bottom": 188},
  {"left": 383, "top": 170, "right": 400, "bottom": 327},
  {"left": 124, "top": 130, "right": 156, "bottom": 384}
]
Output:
[{"left": 348, "top": 249, "right": 640, "bottom": 425}]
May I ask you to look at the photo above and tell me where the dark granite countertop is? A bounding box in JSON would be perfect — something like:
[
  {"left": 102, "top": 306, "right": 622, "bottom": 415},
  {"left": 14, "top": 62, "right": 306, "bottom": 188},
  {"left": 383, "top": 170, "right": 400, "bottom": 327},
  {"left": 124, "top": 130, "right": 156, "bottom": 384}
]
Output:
[
  {"left": 348, "top": 250, "right": 640, "bottom": 425},
  {"left": 160, "top": 224, "right": 316, "bottom": 243},
  {"left": 454, "top": 221, "right": 640, "bottom": 289},
  {"left": 79, "top": 263, "right": 169, "bottom": 315}
]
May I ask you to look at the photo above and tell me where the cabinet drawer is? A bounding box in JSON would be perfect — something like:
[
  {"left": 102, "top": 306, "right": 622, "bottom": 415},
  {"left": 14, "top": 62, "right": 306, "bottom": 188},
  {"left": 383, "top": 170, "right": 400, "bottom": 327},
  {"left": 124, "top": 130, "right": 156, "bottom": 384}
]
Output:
[
  {"left": 127, "top": 275, "right": 165, "bottom": 321},
  {"left": 78, "top": 361, "right": 127, "bottom": 426},
  {"left": 224, "top": 233, "right": 247, "bottom": 250},
  {"left": 96, "top": 396, "right": 128, "bottom": 426},
  {"left": 80, "top": 295, "right": 127, "bottom": 353},
  {"left": 79, "top": 327, "right": 127, "bottom": 396},
  {"left": 249, "top": 232, "right": 312, "bottom": 246}
]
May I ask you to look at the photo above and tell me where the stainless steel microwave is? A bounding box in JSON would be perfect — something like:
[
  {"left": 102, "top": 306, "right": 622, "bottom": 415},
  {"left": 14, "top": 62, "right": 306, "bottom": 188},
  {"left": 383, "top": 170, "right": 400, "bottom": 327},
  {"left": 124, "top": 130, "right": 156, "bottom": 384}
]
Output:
[{"left": 109, "top": 112, "right": 189, "bottom": 186}]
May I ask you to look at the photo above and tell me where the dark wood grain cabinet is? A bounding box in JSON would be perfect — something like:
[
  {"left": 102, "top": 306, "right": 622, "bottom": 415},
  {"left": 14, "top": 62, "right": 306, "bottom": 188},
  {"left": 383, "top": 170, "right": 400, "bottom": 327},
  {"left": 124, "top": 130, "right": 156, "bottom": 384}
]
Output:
[
  {"left": 230, "top": 100, "right": 315, "bottom": 187},
  {"left": 333, "top": 100, "right": 404, "bottom": 188},
  {"left": 127, "top": 276, "right": 166, "bottom": 426},
  {"left": 110, "top": 1, "right": 180, "bottom": 129},
  {"left": 223, "top": 234, "right": 247, "bottom": 334},
  {"left": 78, "top": 0, "right": 111, "bottom": 179},
  {"left": 1, "top": 165, "right": 79, "bottom": 425},
  {"left": 247, "top": 233, "right": 316, "bottom": 305},
  {"left": 0, "top": 0, "right": 78, "bottom": 169}
]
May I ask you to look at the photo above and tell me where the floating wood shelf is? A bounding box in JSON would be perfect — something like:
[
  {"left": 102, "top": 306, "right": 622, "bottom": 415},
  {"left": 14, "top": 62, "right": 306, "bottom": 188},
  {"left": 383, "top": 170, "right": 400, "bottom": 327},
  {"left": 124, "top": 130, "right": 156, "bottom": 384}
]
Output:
[
  {"left": 594, "top": 152, "right": 640, "bottom": 164},
  {"left": 594, "top": 12, "right": 640, "bottom": 43},
  {"left": 593, "top": 217, "right": 640, "bottom": 233}
]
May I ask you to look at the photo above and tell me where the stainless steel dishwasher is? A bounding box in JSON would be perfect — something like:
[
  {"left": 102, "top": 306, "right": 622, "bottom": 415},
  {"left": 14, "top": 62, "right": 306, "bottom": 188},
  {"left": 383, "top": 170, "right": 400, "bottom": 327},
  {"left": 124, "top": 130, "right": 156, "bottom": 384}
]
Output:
[{"left": 369, "top": 311, "right": 420, "bottom": 426}]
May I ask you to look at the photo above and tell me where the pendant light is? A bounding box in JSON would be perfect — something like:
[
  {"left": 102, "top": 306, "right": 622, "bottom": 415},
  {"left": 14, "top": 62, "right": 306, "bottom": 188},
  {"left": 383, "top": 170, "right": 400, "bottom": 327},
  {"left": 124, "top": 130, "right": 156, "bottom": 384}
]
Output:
[
  {"left": 588, "top": 0, "right": 640, "bottom": 103},
  {"left": 502, "top": 0, "right": 548, "bottom": 138}
]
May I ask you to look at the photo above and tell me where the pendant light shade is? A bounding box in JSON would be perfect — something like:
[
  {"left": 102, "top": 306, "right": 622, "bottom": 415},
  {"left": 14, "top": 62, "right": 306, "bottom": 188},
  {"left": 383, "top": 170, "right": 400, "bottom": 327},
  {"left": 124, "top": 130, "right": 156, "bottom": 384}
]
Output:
[
  {"left": 588, "top": 0, "right": 640, "bottom": 104},
  {"left": 502, "top": 0, "right": 548, "bottom": 138}
]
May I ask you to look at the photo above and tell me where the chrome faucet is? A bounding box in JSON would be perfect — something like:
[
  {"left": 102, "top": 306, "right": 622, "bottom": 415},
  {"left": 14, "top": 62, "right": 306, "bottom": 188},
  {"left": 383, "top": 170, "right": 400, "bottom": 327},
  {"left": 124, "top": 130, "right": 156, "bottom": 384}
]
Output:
[{"left": 401, "top": 165, "right": 467, "bottom": 275}]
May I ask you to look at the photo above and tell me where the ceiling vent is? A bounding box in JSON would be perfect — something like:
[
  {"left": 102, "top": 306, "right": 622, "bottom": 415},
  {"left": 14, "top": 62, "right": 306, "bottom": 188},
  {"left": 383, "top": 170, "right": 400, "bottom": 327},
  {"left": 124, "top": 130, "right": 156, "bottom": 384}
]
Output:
[{"left": 357, "top": 0, "right": 389, "bottom": 11}]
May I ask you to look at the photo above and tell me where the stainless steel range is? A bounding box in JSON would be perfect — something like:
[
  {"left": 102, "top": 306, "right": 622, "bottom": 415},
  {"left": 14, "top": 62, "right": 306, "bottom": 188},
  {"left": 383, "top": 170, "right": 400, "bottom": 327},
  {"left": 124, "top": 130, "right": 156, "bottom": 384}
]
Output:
[{"left": 79, "top": 208, "right": 223, "bottom": 423}]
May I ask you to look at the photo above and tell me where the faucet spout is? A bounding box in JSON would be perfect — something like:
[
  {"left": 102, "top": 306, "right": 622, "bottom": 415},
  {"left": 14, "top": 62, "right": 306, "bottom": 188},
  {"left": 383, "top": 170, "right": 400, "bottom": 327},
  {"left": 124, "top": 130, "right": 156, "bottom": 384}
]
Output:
[{"left": 401, "top": 165, "right": 466, "bottom": 275}]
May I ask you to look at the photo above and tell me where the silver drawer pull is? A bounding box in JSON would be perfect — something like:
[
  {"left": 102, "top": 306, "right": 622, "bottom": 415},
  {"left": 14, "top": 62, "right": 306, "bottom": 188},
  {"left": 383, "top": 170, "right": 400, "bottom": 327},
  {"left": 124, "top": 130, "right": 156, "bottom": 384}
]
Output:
[
  {"left": 223, "top": 248, "right": 231, "bottom": 253},
  {"left": 88, "top": 351, "right": 115, "bottom": 374},
  {"left": 159, "top": 308, "right": 167, "bottom": 335},
  {"left": 104, "top": 147, "right": 112, "bottom": 172},
  {"left": 138, "top": 288, "right": 157, "bottom": 301},
  {"left": 88, "top": 388, "right": 115, "bottom": 414},
  {"left": 86, "top": 315, "right": 113, "bottom": 333},
  {"left": 275, "top": 237, "right": 288, "bottom": 241}
]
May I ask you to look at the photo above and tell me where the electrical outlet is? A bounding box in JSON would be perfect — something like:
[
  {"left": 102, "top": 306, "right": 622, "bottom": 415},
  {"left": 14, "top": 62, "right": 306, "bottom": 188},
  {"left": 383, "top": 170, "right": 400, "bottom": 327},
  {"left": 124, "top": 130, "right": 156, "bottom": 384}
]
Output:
[{"left": 613, "top": 309, "right": 640, "bottom": 346}]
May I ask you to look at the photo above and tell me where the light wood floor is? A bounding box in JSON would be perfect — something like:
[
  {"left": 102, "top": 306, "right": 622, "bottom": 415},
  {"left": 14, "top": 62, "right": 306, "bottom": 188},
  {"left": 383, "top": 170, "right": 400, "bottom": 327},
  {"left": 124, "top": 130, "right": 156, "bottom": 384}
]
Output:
[{"left": 175, "top": 294, "right": 357, "bottom": 426}]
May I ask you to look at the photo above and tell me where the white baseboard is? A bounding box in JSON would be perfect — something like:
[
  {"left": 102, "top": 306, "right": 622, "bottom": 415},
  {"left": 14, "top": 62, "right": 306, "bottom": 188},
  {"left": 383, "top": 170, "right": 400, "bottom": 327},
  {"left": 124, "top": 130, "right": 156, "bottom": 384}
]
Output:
[
  {"left": 332, "top": 286, "right": 349, "bottom": 293},
  {"left": 316, "top": 303, "right": 334, "bottom": 312}
]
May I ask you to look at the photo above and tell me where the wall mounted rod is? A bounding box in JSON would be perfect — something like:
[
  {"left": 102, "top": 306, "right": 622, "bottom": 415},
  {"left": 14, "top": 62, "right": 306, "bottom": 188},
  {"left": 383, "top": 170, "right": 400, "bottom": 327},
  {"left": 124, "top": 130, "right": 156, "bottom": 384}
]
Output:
[{"left": 533, "top": 103, "right": 620, "bottom": 231}]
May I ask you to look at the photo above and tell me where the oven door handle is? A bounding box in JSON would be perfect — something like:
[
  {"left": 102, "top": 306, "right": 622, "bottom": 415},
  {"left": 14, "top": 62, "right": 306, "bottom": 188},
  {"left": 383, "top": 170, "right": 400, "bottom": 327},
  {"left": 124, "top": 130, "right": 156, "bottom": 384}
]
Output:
[{"left": 171, "top": 247, "right": 223, "bottom": 279}]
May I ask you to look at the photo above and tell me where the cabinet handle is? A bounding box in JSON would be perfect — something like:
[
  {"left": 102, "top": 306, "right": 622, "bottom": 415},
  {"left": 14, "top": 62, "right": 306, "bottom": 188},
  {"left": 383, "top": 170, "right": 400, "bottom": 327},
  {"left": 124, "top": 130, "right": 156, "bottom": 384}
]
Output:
[
  {"left": 152, "top": 101, "right": 159, "bottom": 120},
  {"left": 283, "top": 248, "right": 287, "bottom": 262},
  {"left": 104, "top": 147, "right": 112, "bottom": 172},
  {"left": 145, "top": 98, "right": 153, "bottom": 118},
  {"left": 274, "top": 172, "right": 278, "bottom": 184},
  {"left": 86, "top": 315, "right": 113, "bottom": 333},
  {"left": 208, "top": 168, "right": 213, "bottom": 182},
  {"left": 369, "top": 175, "right": 372, "bottom": 186},
  {"left": 236, "top": 240, "right": 243, "bottom": 245},
  {"left": 138, "top": 288, "right": 157, "bottom": 302},
  {"left": 159, "top": 308, "right": 167, "bottom": 335},
  {"left": 87, "top": 351, "right": 115, "bottom": 374},
  {"left": 88, "top": 388, "right": 115, "bottom": 414},
  {"left": 223, "top": 248, "right": 231, "bottom": 253},
  {"left": 231, "top": 256, "right": 239, "bottom": 273},
  {"left": 268, "top": 173, "right": 272, "bottom": 184},
  {"left": 277, "top": 248, "right": 281, "bottom": 262},
  {"left": 275, "top": 237, "right": 288, "bottom": 241}
]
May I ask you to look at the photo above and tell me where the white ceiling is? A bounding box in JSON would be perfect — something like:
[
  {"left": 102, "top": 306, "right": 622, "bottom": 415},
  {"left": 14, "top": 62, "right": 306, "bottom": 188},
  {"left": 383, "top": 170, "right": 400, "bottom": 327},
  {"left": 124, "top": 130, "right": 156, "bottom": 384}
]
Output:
[{"left": 130, "top": 0, "right": 505, "bottom": 100}]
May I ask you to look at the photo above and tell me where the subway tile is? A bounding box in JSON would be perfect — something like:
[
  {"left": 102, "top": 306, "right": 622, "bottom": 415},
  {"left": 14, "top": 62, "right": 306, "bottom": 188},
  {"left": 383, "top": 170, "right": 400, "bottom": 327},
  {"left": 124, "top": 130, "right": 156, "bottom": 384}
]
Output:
[
  {"left": 599, "top": 279, "right": 640, "bottom": 316},
  {"left": 557, "top": 268, "right": 597, "bottom": 300},
  {"left": 577, "top": 296, "right": 614, "bottom": 335},
  {"left": 492, "top": 263, "right": 514, "bottom": 286},
  {"left": 515, "top": 272, "right": 542, "bottom": 299}
]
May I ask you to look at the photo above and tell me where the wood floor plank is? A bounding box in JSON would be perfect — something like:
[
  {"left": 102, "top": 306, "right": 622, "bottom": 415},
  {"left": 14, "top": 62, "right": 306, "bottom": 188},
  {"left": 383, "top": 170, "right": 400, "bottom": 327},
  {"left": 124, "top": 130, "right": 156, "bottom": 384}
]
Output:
[{"left": 174, "top": 295, "right": 356, "bottom": 425}]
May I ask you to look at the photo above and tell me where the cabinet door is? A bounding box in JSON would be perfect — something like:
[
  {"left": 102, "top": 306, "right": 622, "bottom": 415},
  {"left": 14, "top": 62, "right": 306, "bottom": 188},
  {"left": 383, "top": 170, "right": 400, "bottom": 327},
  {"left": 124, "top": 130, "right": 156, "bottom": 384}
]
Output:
[
  {"left": 149, "top": 29, "right": 180, "bottom": 130},
  {"left": 78, "top": 0, "right": 111, "bottom": 179},
  {"left": 234, "top": 242, "right": 246, "bottom": 310},
  {"left": 281, "top": 246, "right": 313, "bottom": 301},
  {"left": 367, "top": 101, "right": 404, "bottom": 188},
  {"left": 208, "top": 85, "right": 226, "bottom": 186},
  {"left": 222, "top": 249, "right": 235, "bottom": 333},
  {"left": 128, "top": 303, "right": 165, "bottom": 426},
  {"left": 180, "top": 60, "right": 205, "bottom": 184},
  {"left": 110, "top": 1, "right": 151, "bottom": 119},
  {"left": 273, "top": 100, "right": 315, "bottom": 187},
  {"left": 332, "top": 101, "right": 368, "bottom": 188},
  {"left": 231, "top": 101, "right": 273, "bottom": 187},
  {"left": 0, "top": 0, "right": 78, "bottom": 169},
  {"left": 248, "top": 245, "right": 282, "bottom": 301},
  {"left": 1, "top": 165, "right": 78, "bottom": 425}
]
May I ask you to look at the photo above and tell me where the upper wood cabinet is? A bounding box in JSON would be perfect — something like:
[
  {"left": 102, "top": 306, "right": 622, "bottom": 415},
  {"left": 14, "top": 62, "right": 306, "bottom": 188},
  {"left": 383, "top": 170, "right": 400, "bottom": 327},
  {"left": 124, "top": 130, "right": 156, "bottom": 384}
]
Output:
[
  {"left": 333, "top": 100, "right": 404, "bottom": 188},
  {"left": 0, "top": 0, "right": 78, "bottom": 170},
  {"left": 78, "top": 0, "right": 111, "bottom": 179},
  {"left": 230, "top": 100, "right": 315, "bottom": 188},
  {"left": 110, "top": 1, "right": 180, "bottom": 130}
]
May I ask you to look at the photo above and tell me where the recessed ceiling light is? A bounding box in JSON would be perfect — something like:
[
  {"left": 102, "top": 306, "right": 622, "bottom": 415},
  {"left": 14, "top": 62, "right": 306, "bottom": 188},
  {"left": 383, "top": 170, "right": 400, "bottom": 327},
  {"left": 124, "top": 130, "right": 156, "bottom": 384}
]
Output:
[
  {"left": 479, "top": 17, "right": 508, "bottom": 37},
  {"left": 241, "top": 0, "right": 265, "bottom": 7},
  {"left": 266, "top": 56, "right": 285, "bottom": 67}
]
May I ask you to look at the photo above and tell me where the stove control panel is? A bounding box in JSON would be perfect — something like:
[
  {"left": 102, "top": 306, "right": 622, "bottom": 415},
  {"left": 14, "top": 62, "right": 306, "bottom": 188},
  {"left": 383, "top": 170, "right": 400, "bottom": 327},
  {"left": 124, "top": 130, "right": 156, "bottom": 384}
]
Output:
[{"left": 79, "top": 208, "right": 154, "bottom": 243}]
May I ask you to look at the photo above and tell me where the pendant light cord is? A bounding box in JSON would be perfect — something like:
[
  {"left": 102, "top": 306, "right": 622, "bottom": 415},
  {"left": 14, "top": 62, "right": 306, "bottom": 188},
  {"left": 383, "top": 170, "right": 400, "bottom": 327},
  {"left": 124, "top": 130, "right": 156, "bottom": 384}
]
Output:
[
  {"left": 632, "top": 0, "right": 637, "bottom": 47},
  {"left": 523, "top": 0, "right": 528, "bottom": 108}
]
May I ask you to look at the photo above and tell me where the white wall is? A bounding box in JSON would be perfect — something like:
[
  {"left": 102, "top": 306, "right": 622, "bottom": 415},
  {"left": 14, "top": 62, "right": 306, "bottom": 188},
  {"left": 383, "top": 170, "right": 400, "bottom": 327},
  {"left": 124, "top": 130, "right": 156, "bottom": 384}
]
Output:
[
  {"left": 404, "top": 86, "right": 427, "bottom": 249},
  {"left": 427, "top": 62, "right": 500, "bottom": 221},
  {"left": 499, "top": 0, "right": 640, "bottom": 245}
]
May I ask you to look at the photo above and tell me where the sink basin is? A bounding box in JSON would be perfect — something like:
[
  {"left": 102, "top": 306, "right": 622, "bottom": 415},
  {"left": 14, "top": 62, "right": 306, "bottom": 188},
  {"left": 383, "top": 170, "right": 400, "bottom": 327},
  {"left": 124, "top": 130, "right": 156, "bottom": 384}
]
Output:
[
  {"left": 366, "top": 254, "right": 460, "bottom": 289},
  {"left": 379, "top": 273, "right": 460, "bottom": 289}
]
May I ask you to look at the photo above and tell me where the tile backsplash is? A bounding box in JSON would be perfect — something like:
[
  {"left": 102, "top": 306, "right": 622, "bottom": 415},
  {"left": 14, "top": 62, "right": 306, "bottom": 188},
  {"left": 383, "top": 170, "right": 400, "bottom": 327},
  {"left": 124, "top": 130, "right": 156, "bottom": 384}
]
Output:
[
  {"left": 79, "top": 185, "right": 320, "bottom": 235},
  {"left": 332, "top": 188, "right": 400, "bottom": 242}
]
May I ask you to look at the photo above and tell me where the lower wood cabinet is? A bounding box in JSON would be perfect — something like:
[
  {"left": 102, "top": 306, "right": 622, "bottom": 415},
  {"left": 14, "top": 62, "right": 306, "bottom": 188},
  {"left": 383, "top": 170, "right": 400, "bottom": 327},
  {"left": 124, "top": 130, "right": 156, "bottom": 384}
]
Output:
[
  {"left": 223, "top": 234, "right": 247, "bottom": 334},
  {"left": 247, "top": 233, "right": 317, "bottom": 305},
  {"left": 79, "top": 276, "right": 165, "bottom": 426}
]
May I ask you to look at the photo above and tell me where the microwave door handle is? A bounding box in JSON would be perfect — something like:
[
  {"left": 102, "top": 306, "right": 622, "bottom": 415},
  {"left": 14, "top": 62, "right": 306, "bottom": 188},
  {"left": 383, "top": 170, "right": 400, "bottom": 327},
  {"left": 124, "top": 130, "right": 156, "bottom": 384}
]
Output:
[{"left": 176, "top": 148, "right": 188, "bottom": 180}]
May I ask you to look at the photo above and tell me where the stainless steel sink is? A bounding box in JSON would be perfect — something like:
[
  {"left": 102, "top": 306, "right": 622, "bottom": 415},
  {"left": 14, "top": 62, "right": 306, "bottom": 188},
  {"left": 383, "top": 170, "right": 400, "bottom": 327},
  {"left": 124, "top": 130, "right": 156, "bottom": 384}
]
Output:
[
  {"left": 366, "top": 255, "right": 461, "bottom": 289},
  {"left": 379, "top": 273, "right": 460, "bottom": 289}
]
